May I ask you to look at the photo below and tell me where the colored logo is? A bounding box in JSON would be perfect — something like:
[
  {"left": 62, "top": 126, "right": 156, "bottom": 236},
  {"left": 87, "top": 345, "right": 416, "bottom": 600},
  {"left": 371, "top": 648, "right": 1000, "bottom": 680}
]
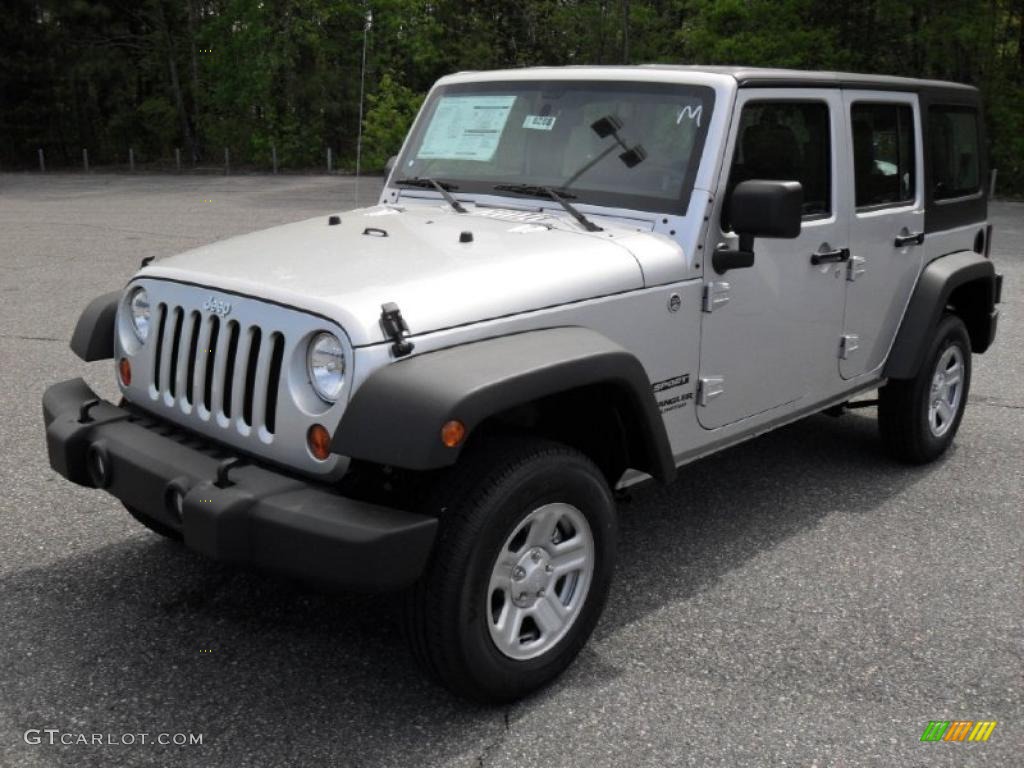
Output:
[{"left": 920, "top": 720, "right": 997, "bottom": 742}]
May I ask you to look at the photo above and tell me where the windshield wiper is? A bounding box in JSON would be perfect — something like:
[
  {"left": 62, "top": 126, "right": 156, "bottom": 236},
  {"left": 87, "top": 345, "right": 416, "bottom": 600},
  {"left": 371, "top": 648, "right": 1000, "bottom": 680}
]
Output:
[
  {"left": 395, "top": 177, "right": 467, "bottom": 213},
  {"left": 492, "top": 184, "right": 603, "bottom": 233}
]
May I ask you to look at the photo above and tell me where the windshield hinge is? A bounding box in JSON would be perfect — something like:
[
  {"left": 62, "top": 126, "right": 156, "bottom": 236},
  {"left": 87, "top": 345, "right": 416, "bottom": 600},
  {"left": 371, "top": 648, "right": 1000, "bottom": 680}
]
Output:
[{"left": 380, "top": 302, "right": 414, "bottom": 358}]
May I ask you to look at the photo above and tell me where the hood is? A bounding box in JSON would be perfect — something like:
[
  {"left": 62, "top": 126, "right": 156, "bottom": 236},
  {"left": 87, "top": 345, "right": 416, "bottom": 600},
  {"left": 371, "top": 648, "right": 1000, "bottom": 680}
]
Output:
[{"left": 143, "top": 204, "right": 654, "bottom": 346}]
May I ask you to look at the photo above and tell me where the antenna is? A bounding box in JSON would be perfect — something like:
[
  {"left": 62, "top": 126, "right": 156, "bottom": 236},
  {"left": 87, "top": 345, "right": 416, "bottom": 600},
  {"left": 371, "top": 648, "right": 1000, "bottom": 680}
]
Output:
[{"left": 355, "top": 8, "right": 372, "bottom": 207}]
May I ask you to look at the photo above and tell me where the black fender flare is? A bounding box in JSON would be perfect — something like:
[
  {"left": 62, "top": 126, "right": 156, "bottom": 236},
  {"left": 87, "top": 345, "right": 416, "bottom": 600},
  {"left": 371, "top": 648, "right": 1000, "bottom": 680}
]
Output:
[
  {"left": 884, "top": 251, "right": 997, "bottom": 380},
  {"left": 332, "top": 327, "right": 676, "bottom": 483},
  {"left": 70, "top": 291, "right": 120, "bottom": 362}
]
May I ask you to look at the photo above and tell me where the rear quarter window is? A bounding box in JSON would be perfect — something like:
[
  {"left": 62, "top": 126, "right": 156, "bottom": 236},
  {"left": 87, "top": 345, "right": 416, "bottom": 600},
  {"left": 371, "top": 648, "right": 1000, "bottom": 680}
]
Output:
[{"left": 929, "top": 106, "right": 981, "bottom": 200}]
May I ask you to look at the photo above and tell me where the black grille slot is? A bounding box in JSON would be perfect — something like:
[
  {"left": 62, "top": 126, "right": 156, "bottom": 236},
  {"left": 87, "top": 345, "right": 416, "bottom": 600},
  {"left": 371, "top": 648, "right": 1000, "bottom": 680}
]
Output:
[
  {"left": 222, "top": 320, "right": 240, "bottom": 418},
  {"left": 167, "top": 307, "right": 184, "bottom": 398},
  {"left": 152, "top": 303, "right": 167, "bottom": 387},
  {"left": 203, "top": 316, "right": 220, "bottom": 410},
  {"left": 242, "top": 327, "right": 262, "bottom": 427},
  {"left": 185, "top": 311, "right": 201, "bottom": 405},
  {"left": 264, "top": 332, "right": 285, "bottom": 434}
]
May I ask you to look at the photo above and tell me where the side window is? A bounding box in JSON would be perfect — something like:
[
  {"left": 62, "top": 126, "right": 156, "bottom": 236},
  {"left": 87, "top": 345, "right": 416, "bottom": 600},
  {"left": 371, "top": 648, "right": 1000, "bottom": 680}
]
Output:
[
  {"left": 929, "top": 106, "right": 980, "bottom": 199},
  {"left": 723, "top": 100, "right": 831, "bottom": 229},
  {"left": 851, "top": 103, "right": 915, "bottom": 208}
]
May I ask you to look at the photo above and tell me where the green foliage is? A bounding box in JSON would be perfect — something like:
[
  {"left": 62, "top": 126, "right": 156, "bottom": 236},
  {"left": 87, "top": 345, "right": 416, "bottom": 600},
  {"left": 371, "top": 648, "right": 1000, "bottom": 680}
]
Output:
[
  {"left": 360, "top": 72, "right": 425, "bottom": 171},
  {"left": 1, "top": 0, "right": 1021, "bottom": 192},
  {"left": 137, "top": 97, "right": 179, "bottom": 156}
]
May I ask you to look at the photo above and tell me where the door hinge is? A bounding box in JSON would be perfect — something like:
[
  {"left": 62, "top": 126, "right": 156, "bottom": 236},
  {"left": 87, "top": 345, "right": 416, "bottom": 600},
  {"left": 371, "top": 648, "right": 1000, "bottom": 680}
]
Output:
[
  {"left": 839, "top": 334, "right": 860, "bottom": 360},
  {"left": 702, "top": 281, "right": 731, "bottom": 313},
  {"left": 846, "top": 255, "right": 866, "bottom": 281},
  {"left": 698, "top": 376, "right": 725, "bottom": 406}
]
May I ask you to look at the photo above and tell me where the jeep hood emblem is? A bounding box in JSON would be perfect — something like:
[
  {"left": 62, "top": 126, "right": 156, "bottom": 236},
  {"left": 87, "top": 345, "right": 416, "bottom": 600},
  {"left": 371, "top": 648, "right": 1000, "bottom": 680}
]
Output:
[{"left": 203, "top": 296, "right": 232, "bottom": 317}]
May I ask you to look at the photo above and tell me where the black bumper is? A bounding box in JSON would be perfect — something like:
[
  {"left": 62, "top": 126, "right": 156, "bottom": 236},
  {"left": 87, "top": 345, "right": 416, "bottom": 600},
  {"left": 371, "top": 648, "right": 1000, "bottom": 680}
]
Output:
[{"left": 43, "top": 378, "right": 437, "bottom": 591}]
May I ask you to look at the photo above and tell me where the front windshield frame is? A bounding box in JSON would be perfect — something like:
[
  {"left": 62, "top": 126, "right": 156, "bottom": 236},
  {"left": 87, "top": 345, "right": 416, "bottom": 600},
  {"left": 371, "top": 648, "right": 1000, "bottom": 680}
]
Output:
[{"left": 393, "top": 79, "right": 716, "bottom": 216}]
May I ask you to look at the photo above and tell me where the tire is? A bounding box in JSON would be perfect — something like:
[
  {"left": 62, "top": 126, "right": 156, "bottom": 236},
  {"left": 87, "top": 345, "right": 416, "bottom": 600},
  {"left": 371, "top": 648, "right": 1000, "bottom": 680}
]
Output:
[
  {"left": 402, "top": 436, "right": 617, "bottom": 703},
  {"left": 124, "top": 503, "right": 183, "bottom": 541},
  {"left": 879, "top": 313, "right": 972, "bottom": 464}
]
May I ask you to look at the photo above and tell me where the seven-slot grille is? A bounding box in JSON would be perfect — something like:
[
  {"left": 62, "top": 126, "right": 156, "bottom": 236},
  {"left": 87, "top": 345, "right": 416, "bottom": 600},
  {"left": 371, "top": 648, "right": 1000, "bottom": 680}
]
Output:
[{"left": 149, "top": 302, "right": 286, "bottom": 438}]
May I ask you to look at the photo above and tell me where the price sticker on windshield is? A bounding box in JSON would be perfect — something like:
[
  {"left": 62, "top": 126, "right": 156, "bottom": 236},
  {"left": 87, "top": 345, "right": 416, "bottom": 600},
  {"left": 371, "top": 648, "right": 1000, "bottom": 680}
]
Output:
[
  {"left": 417, "top": 95, "right": 516, "bottom": 161},
  {"left": 523, "top": 115, "right": 557, "bottom": 131}
]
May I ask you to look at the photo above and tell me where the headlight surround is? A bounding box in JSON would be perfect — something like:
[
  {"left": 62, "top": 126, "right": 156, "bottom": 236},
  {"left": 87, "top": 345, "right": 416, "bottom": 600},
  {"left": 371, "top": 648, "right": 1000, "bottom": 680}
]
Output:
[
  {"left": 127, "top": 287, "right": 150, "bottom": 343},
  {"left": 307, "top": 332, "right": 346, "bottom": 403}
]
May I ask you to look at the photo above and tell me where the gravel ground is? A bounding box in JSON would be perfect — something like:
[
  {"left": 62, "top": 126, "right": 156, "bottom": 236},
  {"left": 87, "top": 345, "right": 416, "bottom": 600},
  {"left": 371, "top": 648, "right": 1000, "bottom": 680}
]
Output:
[{"left": 0, "top": 173, "right": 1020, "bottom": 767}]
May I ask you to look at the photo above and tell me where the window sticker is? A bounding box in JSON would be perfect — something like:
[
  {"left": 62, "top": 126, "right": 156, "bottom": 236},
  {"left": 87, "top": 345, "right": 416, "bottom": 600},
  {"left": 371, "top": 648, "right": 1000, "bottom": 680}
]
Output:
[
  {"left": 523, "top": 114, "right": 556, "bottom": 131},
  {"left": 417, "top": 95, "right": 516, "bottom": 161}
]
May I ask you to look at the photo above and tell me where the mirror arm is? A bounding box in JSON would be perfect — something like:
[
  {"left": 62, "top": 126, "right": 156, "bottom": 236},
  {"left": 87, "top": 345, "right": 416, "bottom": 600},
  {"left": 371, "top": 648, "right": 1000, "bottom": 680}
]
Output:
[{"left": 712, "top": 232, "right": 755, "bottom": 274}]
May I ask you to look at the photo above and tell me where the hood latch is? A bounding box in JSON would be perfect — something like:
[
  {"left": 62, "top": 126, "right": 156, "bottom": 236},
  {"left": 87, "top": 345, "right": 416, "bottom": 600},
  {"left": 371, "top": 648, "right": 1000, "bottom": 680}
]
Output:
[{"left": 380, "top": 302, "right": 414, "bottom": 358}]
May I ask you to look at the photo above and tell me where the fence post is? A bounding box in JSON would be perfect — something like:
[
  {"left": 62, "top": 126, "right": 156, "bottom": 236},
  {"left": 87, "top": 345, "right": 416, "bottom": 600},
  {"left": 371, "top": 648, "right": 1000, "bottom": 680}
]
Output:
[
  {"left": 175, "top": 147, "right": 181, "bottom": 173},
  {"left": 989, "top": 169, "right": 998, "bottom": 198},
  {"left": 327, "top": 147, "right": 332, "bottom": 173},
  {"left": 82, "top": 148, "right": 89, "bottom": 172},
  {"left": 129, "top": 148, "right": 135, "bottom": 172},
  {"left": 224, "top": 147, "right": 230, "bottom": 175},
  {"left": 38, "top": 148, "right": 45, "bottom": 173},
  {"left": 271, "top": 144, "right": 278, "bottom": 174}
]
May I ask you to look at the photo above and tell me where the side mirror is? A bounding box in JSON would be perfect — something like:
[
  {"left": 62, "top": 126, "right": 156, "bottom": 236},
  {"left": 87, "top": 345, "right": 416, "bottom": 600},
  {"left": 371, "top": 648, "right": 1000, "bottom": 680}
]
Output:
[
  {"left": 714, "top": 180, "right": 803, "bottom": 274},
  {"left": 385, "top": 155, "right": 398, "bottom": 177}
]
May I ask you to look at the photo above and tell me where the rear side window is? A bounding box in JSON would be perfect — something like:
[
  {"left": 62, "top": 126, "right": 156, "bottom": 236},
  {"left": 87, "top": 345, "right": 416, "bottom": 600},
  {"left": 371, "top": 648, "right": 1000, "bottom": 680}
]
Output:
[
  {"left": 724, "top": 101, "right": 832, "bottom": 224},
  {"left": 929, "top": 106, "right": 981, "bottom": 199},
  {"left": 852, "top": 103, "right": 915, "bottom": 208}
]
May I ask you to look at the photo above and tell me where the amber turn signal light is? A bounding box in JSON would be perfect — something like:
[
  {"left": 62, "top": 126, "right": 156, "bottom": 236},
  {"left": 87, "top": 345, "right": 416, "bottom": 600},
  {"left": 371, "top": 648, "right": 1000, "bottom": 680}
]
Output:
[
  {"left": 307, "top": 424, "right": 331, "bottom": 461},
  {"left": 118, "top": 357, "right": 132, "bottom": 386},
  {"left": 440, "top": 419, "right": 466, "bottom": 448}
]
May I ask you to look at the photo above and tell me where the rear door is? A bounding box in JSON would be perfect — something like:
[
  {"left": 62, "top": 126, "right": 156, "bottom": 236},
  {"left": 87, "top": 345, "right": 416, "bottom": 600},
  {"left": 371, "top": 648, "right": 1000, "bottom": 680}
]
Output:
[
  {"left": 839, "top": 91, "right": 924, "bottom": 378},
  {"left": 697, "top": 90, "right": 849, "bottom": 429}
]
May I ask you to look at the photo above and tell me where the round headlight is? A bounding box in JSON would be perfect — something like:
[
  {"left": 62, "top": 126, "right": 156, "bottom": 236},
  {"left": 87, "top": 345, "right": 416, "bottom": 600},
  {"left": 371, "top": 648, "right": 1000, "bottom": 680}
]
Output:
[
  {"left": 307, "top": 332, "right": 345, "bottom": 402},
  {"left": 128, "top": 287, "right": 150, "bottom": 342}
]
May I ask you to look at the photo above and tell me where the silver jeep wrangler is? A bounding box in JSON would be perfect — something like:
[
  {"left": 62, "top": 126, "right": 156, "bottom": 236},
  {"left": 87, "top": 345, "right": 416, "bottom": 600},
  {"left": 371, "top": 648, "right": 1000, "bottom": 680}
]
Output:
[{"left": 43, "top": 66, "right": 1002, "bottom": 702}]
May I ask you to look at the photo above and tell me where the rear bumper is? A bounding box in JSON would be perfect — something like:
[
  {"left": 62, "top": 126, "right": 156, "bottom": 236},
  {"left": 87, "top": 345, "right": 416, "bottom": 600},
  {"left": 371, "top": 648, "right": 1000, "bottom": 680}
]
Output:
[{"left": 43, "top": 378, "right": 437, "bottom": 591}]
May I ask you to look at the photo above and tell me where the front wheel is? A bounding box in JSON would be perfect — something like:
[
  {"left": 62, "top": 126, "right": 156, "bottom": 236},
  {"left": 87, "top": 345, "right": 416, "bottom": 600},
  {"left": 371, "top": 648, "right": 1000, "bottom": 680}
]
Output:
[
  {"left": 402, "top": 436, "right": 617, "bottom": 703},
  {"left": 879, "top": 314, "right": 972, "bottom": 463}
]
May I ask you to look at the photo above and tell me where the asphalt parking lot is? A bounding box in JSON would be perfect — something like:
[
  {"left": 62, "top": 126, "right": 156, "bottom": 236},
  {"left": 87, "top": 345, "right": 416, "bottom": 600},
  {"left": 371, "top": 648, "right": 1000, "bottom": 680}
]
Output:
[{"left": 0, "top": 173, "right": 1020, "bottom": 767}]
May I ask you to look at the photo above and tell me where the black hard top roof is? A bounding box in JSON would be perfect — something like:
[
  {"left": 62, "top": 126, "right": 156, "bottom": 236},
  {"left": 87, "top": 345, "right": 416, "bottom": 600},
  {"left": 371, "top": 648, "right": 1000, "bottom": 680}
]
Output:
[{"left": 642, "top": 64, "right": 978, "bottom": 94}]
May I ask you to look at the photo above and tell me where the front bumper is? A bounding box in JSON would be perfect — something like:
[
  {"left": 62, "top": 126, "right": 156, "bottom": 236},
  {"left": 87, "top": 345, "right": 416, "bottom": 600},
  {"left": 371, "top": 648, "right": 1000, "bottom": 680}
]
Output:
[{"left": 43, "top": 378, "right": 437, "bottom": 591}]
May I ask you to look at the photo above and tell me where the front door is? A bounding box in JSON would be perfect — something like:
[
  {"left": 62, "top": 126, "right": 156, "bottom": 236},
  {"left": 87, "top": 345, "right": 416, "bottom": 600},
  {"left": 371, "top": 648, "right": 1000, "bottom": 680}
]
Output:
[
  {"left": 839, "top": 91, "right": 925, "bottom": 379},
  {"left": 698, "top": 90, "right": 849, "bottom": 429}
]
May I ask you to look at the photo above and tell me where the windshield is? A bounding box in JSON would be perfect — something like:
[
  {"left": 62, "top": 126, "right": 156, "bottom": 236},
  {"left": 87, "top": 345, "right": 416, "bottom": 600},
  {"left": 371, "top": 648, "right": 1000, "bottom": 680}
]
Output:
[{"left": 395, "top": 80, "right": 715, "bottom": 215}]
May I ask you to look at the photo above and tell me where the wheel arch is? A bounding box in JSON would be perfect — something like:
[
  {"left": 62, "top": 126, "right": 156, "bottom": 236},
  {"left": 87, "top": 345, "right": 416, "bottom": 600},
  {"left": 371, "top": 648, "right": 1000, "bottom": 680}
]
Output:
[
  {"left": 70, "top": 290, "right": 120, "bottom": 362},
  {"left": 884, "top": 250, "right": 998, "bottom": 380},
  {"left": 332, "top": 327, "right": 675, "bottom": 484}
]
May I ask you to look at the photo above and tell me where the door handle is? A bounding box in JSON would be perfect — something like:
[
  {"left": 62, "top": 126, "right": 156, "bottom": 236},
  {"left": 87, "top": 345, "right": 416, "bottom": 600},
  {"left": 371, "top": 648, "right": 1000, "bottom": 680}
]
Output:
[
  {"left": 894, "top": 231, "right": 925, "bottom": 247},
  {"left": 810, "top": 247, "right": 850, "bottom": 265}
]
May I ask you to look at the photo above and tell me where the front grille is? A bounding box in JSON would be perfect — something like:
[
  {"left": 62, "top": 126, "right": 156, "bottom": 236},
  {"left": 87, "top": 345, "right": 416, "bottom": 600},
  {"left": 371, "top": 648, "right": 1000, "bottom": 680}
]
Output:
[
  {"left": 119, "top": 278, "right": 350, "bottom": 476},
  {"left": 149, "top": 304, "right": 285, "bottom": 436}
]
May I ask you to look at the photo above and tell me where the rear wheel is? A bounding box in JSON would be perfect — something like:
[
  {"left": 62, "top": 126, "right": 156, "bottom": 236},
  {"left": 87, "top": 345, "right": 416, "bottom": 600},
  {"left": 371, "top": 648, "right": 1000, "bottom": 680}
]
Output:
[
  {"left": 402, "top": 436, "right": 616, "bottom": 703},
  {"left": 879, "top": 314, "right": 972, "bottom": 463}
]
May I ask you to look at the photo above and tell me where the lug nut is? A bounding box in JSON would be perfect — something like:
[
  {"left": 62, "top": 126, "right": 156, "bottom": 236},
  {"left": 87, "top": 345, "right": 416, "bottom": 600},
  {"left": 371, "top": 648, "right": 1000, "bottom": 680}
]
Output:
[
  {"left": 531, "top": 549, "right": 542, "bottom": 562},
  {"left": 512, "top": 566, "right": 526, "bottom": 580},
  {"left": 537, "top": 588, "right": 545, "bottom": 597},
  {"left": 545, "top": 564, "right": 554, "bottom": 573}
]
